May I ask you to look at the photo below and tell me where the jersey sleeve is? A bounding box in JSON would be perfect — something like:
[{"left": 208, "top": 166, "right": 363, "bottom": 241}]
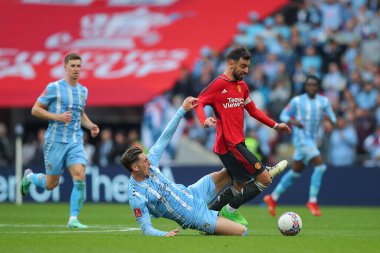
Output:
[
  {"left": 129, "top": 193, "right": 167, "bottom": 236},
  {"left": 195, "top": 83, "right": 217, "bottom": 126},
  {"left": 244, "top": 97, "right": 276, "bottom": 128},
  {"left": 280, "top": 98, "right": 296, "bottom": 123},
  {"left": 147, "top": 107, "right": 186, "bottom": 167},
  {"left": 323, "top": 98, "right": 337, "bottom": 124},
  {"left": 37, "top": 83, "right": 56, "bottom": 106}
]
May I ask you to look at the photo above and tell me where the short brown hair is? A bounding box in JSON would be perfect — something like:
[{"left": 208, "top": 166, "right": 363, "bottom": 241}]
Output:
[
  {"left": 226, "top": 46, "right": 251, "bottom": 61},
  {"left": 64, "top": 52, "right": 82, "bottom": 65},
  {"left": 120, "top": 147, "right": 143, "bottom": 172}
]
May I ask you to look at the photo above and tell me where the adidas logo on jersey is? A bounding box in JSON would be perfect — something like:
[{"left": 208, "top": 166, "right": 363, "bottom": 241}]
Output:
[{"left": 222, "top": 89, "right": 227, "bottom": 94}]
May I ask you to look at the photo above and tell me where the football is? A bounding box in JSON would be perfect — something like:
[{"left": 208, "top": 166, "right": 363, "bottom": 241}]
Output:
[{"left": 277, "top": 212, "right": 302, "bottom": 236}]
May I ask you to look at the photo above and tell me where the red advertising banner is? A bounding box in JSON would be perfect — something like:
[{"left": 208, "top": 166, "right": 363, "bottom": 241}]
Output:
[{"left": 0, "top": 0, "right": 288, "bottom": 107}]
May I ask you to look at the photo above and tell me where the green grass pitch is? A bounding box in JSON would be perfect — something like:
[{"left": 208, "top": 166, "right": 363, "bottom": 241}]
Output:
[{"left": 0, "top": 203, "right": 379, "bottom": 253}]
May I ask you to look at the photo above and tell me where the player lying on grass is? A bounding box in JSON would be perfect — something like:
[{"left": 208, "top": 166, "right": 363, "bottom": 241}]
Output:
[
  {"left": 120, "top": 96, "right": 286, "bottom": 236},
  {"left": 120, "top": 96, "right": 250, "bottom": 236}
]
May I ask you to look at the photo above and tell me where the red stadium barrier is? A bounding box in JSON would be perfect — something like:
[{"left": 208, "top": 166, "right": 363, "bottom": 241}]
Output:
[{"left": 0, "top": 0, "right": 288, "bottom": 107}]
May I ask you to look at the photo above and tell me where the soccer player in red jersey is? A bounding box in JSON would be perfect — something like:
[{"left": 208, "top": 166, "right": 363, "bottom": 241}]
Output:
[{"left": 195, "top": 47, "right": 291, "bottom": 225}]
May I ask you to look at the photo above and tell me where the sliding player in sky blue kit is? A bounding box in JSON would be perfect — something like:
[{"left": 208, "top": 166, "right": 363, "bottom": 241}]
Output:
[
  {"left": 120, "top": 97, "right": 247, "bottom": 236},
  {"left": 264, "top": 75, "right": 336, "bottom": 216},
  {"left": 20, "top": 53, "right": 100, "bottom": 228}
]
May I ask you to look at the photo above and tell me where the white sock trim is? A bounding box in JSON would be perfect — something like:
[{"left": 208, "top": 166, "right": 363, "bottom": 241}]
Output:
[
  {"left": 309, "top": 197, "right": 317, "bottom": 203},
  {"left": 226, "top": 204, "right": 237, "bottom": 213}
]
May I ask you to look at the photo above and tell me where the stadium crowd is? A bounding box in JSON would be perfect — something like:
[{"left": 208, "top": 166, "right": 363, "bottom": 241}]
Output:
[
  {"left": 1, "top": 0, "right": 380, "bottom": 168},
  {"left": 142, "top": 0, "right": 380, "bottom": 167}
]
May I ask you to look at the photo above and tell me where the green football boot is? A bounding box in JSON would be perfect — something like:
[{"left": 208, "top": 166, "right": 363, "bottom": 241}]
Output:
[
  {"left": 68, "top": 219, "right": 88, "bottom": 229},
  {"left": 220, "top": 206, "right": 248, "bottom": 226},
  {"left": 20, "top": 169, "right": 32, "bottom": 196}
]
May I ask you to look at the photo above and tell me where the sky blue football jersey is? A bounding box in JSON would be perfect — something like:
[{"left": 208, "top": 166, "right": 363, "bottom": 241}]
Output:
[
  {"left": 280, "top": 93, "right": 336, "bottom": 147},
  {"left": 38, "top": 79, "right": 88, "bottom": 144}
]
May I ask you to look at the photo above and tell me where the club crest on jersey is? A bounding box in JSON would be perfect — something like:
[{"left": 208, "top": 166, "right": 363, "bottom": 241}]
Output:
[
  {"left": 223, "top": 98, "right": 244, "bottom": 109},
  {"left": 134, "top": 208, "right": 142, "bottom": 218}
]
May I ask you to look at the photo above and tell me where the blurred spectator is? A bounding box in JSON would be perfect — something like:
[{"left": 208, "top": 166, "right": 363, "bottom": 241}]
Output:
[
  {"left": 83, "top": 132, "right": 95, "bottom": 166},
  {"left": 234, "top": 23, "right": 253, "bottom": 49},
  {"left": 193, "top": 65, "right": 214, "bottom": 96},
  {"left": 28, "top": 128, "right": 45, "bottom": 166},
  {"left": 336, "top": 89, "right": 356, "bottom": 115},
  {"left": 0, "top": 123, "right": 13, "bottom": 166},
  {"left": 341, "top": 0, "right": 355, "bottom": 24},
  {"left": 268, "top": 78, "right": 291, "bottom": 121},
  {"left": 261, "top": 52, "right": 281, "bottom": 87},
  {"left": 192, "top": 46, "right": 216, "bottom": 79},
  {"left": 356, "top": 4, "right": 374, "bottom": 25},
  {"left": 109, "top": 130, "right": 129, "bottom": 165},
  {"left": 334, "top": 19, "right": 360, "bottom": 46},
  {"left": 261, "top": 17, "right": 278, "bottom": 46},
  {"left": 246, "top": 67, "right": 270, "bottom": 107},
  {"left": 278, "top": 40, "right": 297, "bottom": 75},
  {"left": 356, "top": 81, "right": 378, "bottom": 110},
  {"left": 363, "top": 125, "right": 380, "bottom": 163},
  {"left": 354, "top": 108, "right": 376, "bottom": 154},
  {"left": 375, "top": 96, "right": 380, "bottom": 126},
  {"left": 322, "top": 39, "right": 343, "bottom": 73},
  {"left": 95, "top": 128, "right": 113, "bottom": 167},
  {"left": 322, "top": 62, "right": 347, "bottom": 104},
  {"left": 347, "top": 69, "right": 363, "bottom": 95},
  {"left": 141, "top": 95, "right": 168, "bottom": 148},
  {"left": 274, "top": 13, "right": 291, "bottom": 41},
  {"left": 23, "top": 134, "right": 37, "bottom": 165},
  {"left": 297, "top": 1, "right": 321, "bottom": 26},
  {"left": 246, "top": 11, "right": 264, "bottom": 46},
  {"left": 342, "top": 39, "right": 360, "bottom": 72},
  {"left": 320, "top": 0, "right": 343, "bottom": 31},
  {"left": 309, "top": 18, "right": 327, "bottom": 44},
  {"left": 171, "top": 66, "right": 195, "bottom": 99},
  {"left": 329, "top": 116, "right": 358, "bottom": 166},
  {"left": 361, "top": 30, "right": 380, "bottom": 65},
  {"left": 250, "top": 36, "right": 268, "bottom": 65},
  {"left": 301, "top": 46, "right": 322, "bottom": 75},
  {"left": 292, "top": 60, "right": 308, "bottom": 95},
  {"left": 127, "top": 129, "right": 146, "bottom": 153}
]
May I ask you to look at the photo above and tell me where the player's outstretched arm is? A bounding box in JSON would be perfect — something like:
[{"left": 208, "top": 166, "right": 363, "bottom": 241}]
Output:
[
  {"left": 182, "top": 96, "right": 198, "bottom": 111},
  {"left": 130, "top": 199, "right": 168, "bottom": 236},
  {"left": 148, "top": 96, "right": 197, "bottom": 167}
]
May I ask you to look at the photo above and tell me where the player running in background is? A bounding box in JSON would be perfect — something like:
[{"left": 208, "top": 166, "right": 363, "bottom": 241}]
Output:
[
  {"left": 20, "top": 53, "right": 100, "bottom": 228},
  {"left": 195, "top": 47, "right": 291, "bottom": 226},
  {"left": 264, "top": 75, "right": 337, "bottom": 217},
  {"left": 121, "top": 96, "right": 248, "bottom": 236}
]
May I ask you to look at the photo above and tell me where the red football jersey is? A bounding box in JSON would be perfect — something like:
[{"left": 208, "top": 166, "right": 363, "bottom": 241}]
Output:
[{"left": 195, "top": 74, "right": 276, "bottom": 154}]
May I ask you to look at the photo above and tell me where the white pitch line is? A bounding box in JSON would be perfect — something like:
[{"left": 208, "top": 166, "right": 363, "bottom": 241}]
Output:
[
  {"left": 0, "top": 224, "right": 136, "bottom": 229},
  {"left": 0, "top": 224, "right": 141, "bottom": 234},
  {"left": 0, "top": 227, "right": 140, "bottom": 234}
]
